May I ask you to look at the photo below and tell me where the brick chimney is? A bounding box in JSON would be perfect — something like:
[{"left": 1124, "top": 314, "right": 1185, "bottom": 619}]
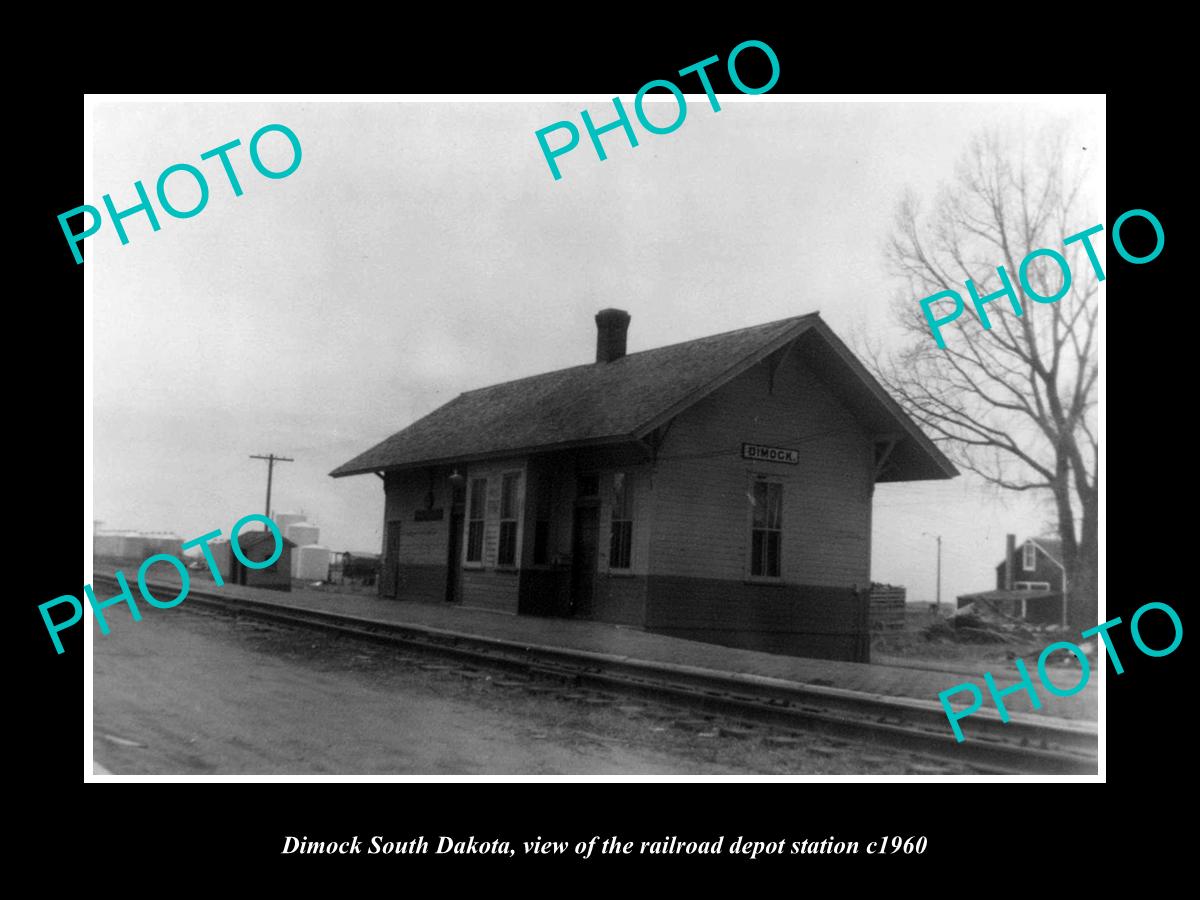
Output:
[
  {"left": 595, "top": 308, "right": 631, "bottom": 363},
  {"left": 1004, "top": 533, "right": 1016, "bottom": 590}
]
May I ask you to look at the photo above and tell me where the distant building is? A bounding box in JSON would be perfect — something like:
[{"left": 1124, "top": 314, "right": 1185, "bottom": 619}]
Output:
[
  {"left": 273, "top": 512, "right": 307, "bottom": 536},
  {"left": 331, "top": 310, "right": 956, "bottom": 662},
  {"left": 94, "top": 530, "right": 183, "bottom": 561},
  {"left": 957, "top": 534, "right": 1066, "bottom": 625},
  {"left": 286, "top": 522, "right": 320, "bottom": 546},
  {"left": 292, "top": 545, "right": 331, "bottom": 580},
  {"left": 997, "top": 536, "right": 1065, "bottom": 595},
  {"left": 229, "top": 531, "right": 295, "bottom": 592}
]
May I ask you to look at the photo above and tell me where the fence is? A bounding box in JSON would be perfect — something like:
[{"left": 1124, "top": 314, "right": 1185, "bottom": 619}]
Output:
[
  {"left": 328, "top": 551, "right": 380, "bottom": 586},
  {"left": 869, "top": 584, "right": 907, "bottom": 631}
]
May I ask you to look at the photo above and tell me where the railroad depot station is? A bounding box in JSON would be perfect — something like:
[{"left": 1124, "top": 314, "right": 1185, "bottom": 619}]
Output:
[{"left": 331, "top": 309, "right": 956, "bottom": 662}]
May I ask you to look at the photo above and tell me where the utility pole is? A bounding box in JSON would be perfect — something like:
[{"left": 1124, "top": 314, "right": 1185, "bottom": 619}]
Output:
[
  {"left": 922, "top": 532, "right": 943, "bottom": 615},
  {"left": 935, "top": 535, "right": 942, "bottom": 614},
  {"left": 250, "top": 453, "right": 294, "bottom": 520}
]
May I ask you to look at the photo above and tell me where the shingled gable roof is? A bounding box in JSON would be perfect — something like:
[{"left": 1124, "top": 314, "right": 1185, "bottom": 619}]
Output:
[
  {"left": 998, "top": 536, "right": 1063, "bottom": 567},
  {"left": 330, "top": 312, "right": 958, "bottom": 482},
  {"left": 1029, "top": 536, "right": 1063, "bottom": 565}
]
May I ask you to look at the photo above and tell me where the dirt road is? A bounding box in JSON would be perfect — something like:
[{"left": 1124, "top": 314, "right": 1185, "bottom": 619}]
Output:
[{"left": 93, "top": 605, "right": 978, "bottom": 775}]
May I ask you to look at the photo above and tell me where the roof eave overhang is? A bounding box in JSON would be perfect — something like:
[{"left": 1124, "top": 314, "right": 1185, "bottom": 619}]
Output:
[
  {"left": 329, "top": 433, "right": 644, "bottom": 479},
  {"left": 330, "top": 313, "right": 958, "bottom": 484}
]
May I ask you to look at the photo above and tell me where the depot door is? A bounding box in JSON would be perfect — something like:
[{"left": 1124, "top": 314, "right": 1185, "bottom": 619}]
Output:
[
  {"left": 570, "top": 504, "right": 599, "bottom": 617},
  {"left": 445, "top": 511, "right": 463, "bottom": 603},
  {"left": 382, "top": 521, "right": 401, "bottom": 599}
]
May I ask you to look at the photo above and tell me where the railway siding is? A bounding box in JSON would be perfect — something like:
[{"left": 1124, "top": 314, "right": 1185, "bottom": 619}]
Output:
[{"left": 92, "top": 572, "right": 1098, "bottom": 775}]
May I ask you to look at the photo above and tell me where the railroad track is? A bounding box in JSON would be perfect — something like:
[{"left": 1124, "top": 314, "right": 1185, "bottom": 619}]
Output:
[{"left": 93, "top": 574, "right": 1098, "bottom": 775}]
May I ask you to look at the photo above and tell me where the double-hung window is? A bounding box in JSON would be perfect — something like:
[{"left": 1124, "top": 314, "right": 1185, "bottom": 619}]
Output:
[
  {"left": 609, "top": 472, "right": 633, "bottom": 570},
  {"left": 1015, "top": 581, "right": 1051, "bottom": 592},
  {"left": 465, "top": 478, "right": 486, "bottom": 563},
  {"left": 497, "top": 472, "right": 520, "bottom": 567},
  {"left": 1022, "top": 542, "right": 1037, "bottom": 572},
  {"left": 750, "top": 480, "right": 783, "bottom": 578}
]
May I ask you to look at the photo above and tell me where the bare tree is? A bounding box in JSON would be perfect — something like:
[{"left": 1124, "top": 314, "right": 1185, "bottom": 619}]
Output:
[{"left": 869, "top": 125, "right": 1098, "bottom": 628}]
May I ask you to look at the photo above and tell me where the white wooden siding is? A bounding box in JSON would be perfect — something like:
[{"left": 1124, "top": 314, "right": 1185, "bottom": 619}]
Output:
[
  {"left": 384, "top": 472, "right": 449, "bottom": 565},
  {"left": 649, "top": 353, "right": 872, "bottom": 586}
]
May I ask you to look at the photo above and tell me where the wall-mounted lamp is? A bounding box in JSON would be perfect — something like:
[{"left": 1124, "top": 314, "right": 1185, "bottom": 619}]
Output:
[{"left": 448, "top": 469, "right": 465, "bottom": 490}]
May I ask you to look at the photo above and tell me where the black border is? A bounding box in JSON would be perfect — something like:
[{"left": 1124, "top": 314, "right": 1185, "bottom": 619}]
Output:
[{"left": 27, "top": 25, "right": 1182, "bottom": 883}]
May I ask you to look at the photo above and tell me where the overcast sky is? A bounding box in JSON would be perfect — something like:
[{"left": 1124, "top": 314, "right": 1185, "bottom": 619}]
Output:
[{"left": 90, "top": 97, "right": 1103, "bottom": 603}]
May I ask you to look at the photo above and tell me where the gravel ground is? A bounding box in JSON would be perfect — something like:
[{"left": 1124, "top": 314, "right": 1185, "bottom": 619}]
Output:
[
  {"left": 873, "top": 606, "right": 1095, "bottom": 667},
  {"left": 94, "top": 604, "right": 984, "bottom": 775}
]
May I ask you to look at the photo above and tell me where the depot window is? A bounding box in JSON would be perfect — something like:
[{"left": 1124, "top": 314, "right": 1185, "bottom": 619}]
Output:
[
  {"left": 750, "top": 480, "right": 783, "bottom": 579},
  {"left": 466, "top": 478, "right": 486, "bottom": 563},
  {"left": 497, "top": 472, "right": 521, "bottom": 567},
  {"left": 609, "top": 472, "right": 633, "bottom": 570},
  {"left": 1022, "top": 542, "right": 1036, "bottom": 571}
]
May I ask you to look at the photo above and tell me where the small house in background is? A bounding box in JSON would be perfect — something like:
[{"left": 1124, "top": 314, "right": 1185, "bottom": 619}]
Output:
[
  {"left": 998, "top": 535, "right": 1065, "bottom": 595},
  {"left": 273, "top": 512, "right": 307, "bottom": 537},
  {"left": 957, "top": 533, "right": 1066, "bottom": 625},
  {"left": 229, "top": 531, "right": 295, "bottom": 592}
]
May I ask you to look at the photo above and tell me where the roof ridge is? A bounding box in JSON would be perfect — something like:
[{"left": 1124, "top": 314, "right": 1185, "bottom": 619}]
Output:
[
  {"left": 625, "top": 311, "right": 820, "bottom": 357},
  {"left": 458, "top": 311, "right": 821, "bottom": 397},
  {"left": 329, "top": 309, "right": 958, "bottom": 483}
]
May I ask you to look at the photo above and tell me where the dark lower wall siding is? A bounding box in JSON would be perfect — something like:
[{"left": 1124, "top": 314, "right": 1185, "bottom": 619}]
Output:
[
  {"left": 589, "top": 573, "right": 647, "bottom": 627},
  {"left": 396, "top": 564, "right": 447, "bottom": 604},
  {"left": 645, "top": 575, "right": 870, "bottom": 663},
  {"left": 518, "top": 568, "right": 571, "bottom": 616},
  {"left": 517, "top": 570, "right": 645, "bottom": 624},
  {"left": 460, "top": 569, "right": 520, "bottom": 614}
]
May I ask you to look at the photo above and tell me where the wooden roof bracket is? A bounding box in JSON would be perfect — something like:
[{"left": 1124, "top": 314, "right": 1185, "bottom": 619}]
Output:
[
  {"left": 643, "top": 419, "right": 676, "bottom": 463},
  {"left": 873, "top": 435, "right": 901, "bottom": 481},
  {"left": 768, "top": 338, "right": 800, "bottom": 396}
]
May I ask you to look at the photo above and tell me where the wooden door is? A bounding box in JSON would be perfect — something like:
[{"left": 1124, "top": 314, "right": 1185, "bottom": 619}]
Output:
[
  {"left": 445, "top": 512, "right": 463, "bottom": 603},
  {"left": 570, "top": 504, "right": 599, "bottom": 617},
  {"left": 382, "top": 521, "right": 401, "bottom": 599}
]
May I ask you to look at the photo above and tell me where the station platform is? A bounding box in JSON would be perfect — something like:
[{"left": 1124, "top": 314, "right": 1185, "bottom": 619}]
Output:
[{"left": 96, "top": 568, "right": 1099, "bottom": 722}]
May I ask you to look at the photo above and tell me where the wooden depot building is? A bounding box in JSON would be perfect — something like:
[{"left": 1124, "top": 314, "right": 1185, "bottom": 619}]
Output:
[{"left": 330, "top": 310, "right": 956, "bottom": 662}]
